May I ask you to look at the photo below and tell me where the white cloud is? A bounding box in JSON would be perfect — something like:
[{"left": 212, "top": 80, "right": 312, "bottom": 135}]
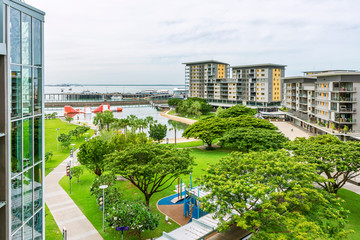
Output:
[{"left": 26, "top": 0, "right": 360, "bottom": 84}]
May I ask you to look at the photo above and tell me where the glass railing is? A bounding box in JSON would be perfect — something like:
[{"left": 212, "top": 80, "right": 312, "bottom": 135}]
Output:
[{"left": 332, "top": 87, "right": 355, "bottom": 92}]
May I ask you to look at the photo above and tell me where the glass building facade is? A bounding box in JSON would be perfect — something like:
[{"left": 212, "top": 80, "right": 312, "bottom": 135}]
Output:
[{"left": 0, "top": 0, "right": 45, "bottom": 239}]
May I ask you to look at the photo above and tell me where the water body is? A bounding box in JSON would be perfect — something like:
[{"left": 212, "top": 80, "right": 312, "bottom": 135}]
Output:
[
  {"left": 45, "top": 85, "right": 185, "bottom": 94},
  {"left": 45, "top": 105, "right": 188, "bottom": 139}
]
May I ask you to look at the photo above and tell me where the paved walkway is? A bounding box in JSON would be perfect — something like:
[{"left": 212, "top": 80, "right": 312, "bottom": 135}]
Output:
[
  {"left": 160, "top": 110, "right": 197, "bottom": 125},
  {"left": 45, "top": 150, "right": 103, "bottom": 240},
  {"left": 271, "top": 121, "right": 315, "bottom": 140}
]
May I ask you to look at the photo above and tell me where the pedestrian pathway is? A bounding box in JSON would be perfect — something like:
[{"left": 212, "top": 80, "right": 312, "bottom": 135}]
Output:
[{"left": 45, "top": 150, "right": 103, "bottom": 240}]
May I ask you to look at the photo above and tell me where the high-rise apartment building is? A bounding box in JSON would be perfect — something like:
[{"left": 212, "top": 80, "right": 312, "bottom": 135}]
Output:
[
  {"left": 183, "top": 61, "right": 286, "bottom": 108},
  {"left": 0, "top": 0, "right": 45, "bottom": 239},
  {"left": 283, "top": 70, "right": 360, "bottom": 140}
]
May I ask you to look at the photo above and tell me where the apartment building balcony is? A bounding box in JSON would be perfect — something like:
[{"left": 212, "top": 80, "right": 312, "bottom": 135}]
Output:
[
  {"left": 299, "top": 102, "right": 308, "bottom": 105},
  {"left": 299, "top": 94, "right": 308, "bottom": 98},
  {"left": 299, "top": 107, "right": 308, "bottom": 113},
  {"left": 331, "top": 87, "right": 356, "bottom": 92},
  {"left": 331, "top": 97, "right": 356, "bottom": 102},
  {"left": 333, "top": 118, "right": 356, "bottom": 124},
  {"left": 317, "top": 88, "right": 330, "bottom": 92},
  {"left": 316, "top": 96, "right": 330, "bottom": 101}
]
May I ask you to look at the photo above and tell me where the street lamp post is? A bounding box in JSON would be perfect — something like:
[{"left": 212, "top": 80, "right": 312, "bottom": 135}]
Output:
[
  {"left": 85, "top": 132, "right": 89, "bottom": 142},
  {"left": 99, "top": 185, "right": 108, "bottom": 232},
  {"left": 56, "top": 128, "right": 60, "bottom": 151}
]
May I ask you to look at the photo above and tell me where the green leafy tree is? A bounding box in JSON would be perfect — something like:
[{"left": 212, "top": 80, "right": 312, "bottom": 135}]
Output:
[
  {"left": 106, "top": 201, "right": 159, "bottom": 240},
  {"left": 45, "top": 152, "right": 53, "bottom": 162},
  {"left": 168, "top": 120, "right": 186, "bottom": 145},
  {"left": 71, "top": 166, "right": 84, "bottom": 183},
  {"left": 69, "top": 129, "right": 80, "bottom": 139},
  {"left": 106, "top": 143, "right": 195, "bottom": 206},
  {"left": 65, "top": 116, "right": 73, "bottom": 125},
  {"left": 215, "top": 106, "right": 225, "bottom": 117},
  {"left": 287, "top": 134, "right": 360, "bottom": 194},
  {"left": 90, "top": 173, "right": 123, "bottom": 207},
  {"left": 93, "top": 110, "right": 114, "bottom": 131},
  {"left": 190, "top": 101, "right": 202, "bottom": 119},
  {"left": 76, "top": 125, "right": 90, "bottom": 137},
  {"left": 217, "top": 104, "right": 257, "bottom": 118},
  {"left": 219, "top": 127, "right": 289, "bottom": 152},
  {"left": 109, "top": 132, "right": 150, "bottom": 151},
  {"left": 149, "top": 123, "right": 167, "bottom": 143},
  {"left": 77, "top": 137, "right": 113, "bottom": 176},
  {"left": 201, "top": 150, "right": 351, "bottom": 239},
  {"left": 168, "top": 98, "right": 182, "bottom": 107},
  {"left": 343, "top": 125, "right": 349, "bottom": 133},
  {"left": 57, "top": 133, "right": 72, "bottom": 150}
]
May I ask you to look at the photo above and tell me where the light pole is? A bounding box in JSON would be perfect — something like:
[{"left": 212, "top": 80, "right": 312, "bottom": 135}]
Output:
[
  {"left": 56, "top": 128, "right": 60, "bottom": 151},
  {"left": 99, "top": 185, "right": 108, "bottom": 232},
  {"left": 85, "top": 132, "right": 89, "bottom": 142}
]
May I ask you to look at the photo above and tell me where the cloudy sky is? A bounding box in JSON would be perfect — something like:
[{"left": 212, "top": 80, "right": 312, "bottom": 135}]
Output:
[{"left": 27, "top": 0, "right": 360, "bottom": 85}]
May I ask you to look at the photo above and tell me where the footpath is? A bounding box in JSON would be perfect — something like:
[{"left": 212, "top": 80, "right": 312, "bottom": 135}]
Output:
[{"left": 45, "top": 149, "right": 103, "bottom": 240}]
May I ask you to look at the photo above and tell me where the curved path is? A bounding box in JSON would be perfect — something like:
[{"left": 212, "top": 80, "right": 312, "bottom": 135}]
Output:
[{"left": 160, "top": 110, "right": 197, "bottom": 125}]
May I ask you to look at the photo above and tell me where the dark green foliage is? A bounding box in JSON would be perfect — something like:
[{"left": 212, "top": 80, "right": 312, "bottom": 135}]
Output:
[
  {"left": 71, "top": 166, "right": 84, "bottom": 183},
  {"left": 45, "top": 151, "right": 53, "bottom": 162},
  {"left": 149, "top": 123, "right": 167, "bottom": 142},
  {"left": 175, "top": 98, "right": 212, "bottom": 117},
  {"left": 216, "top": 104, "right": 257, "bottom": 118},
  {"left": 219, "top": 127, "right": 289, "bottom": 152},
  {"left": 90, "top": 173, "right": 123, "bottom": 207},
  {"left": 65, "top": 116, "right": 73, "bottom": 124},
  {"left": 106, "top": 143, "right": 195, "bottom": 206},
  {"left": 57, "top": 133, "right": 72, "bottom": 150},
  {"left": 106, "top": 201, "right": 159, "bottom": 240},
  {"left": 77, "top": 137, "right": 114, "bottom": 176},
  {"left": 201, "top": 150, "right": 351, "bottom": 239},
  {"left": 168, "top": 98, "right": 183, "bottom": 106},
  {"left": 93, "top": 110, "right": 114, "bottom": 131}
]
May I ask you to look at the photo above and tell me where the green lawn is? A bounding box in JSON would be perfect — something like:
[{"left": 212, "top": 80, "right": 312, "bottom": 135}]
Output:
[
  {"left": 339, "top": 189, "right": 360, "bottom": 239},
  {"left": 170, "top": 140, "right": 204, "bottom": 148},
  {"left": 45, "top": 119, "right": 94, "bottom": 176},
  {"left": 59, "top": 148, "right": 230, "bottom": 240},
  {"left": 45, "top": 204, "right": 63, "bottom": 240},
  {"left": 167, "top": 110, "right": 215, "bottom": 120}
]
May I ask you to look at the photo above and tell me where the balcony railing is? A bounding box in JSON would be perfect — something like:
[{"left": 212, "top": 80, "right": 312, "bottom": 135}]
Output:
[
  {"left": 332, "top": 87, "right": 356, "bottom": 92},
  {"left": 331, "top": 97, "right": 356, "bottom": 102},
  {"left": 335, "top": 118, "right": 356, "bottom": 123}
]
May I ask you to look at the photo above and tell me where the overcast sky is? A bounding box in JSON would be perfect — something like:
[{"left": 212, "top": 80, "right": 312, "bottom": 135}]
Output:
[{"left": 27, "top": 0, "right": 360, "bottom": 85}]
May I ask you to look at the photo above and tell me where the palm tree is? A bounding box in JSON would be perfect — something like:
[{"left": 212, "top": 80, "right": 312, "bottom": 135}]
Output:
[{"left": 168, "top": 120, "right": 182, "bottom": 145}]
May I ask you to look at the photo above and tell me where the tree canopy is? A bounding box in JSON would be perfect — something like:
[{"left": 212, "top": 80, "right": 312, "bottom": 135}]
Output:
[
  {"left": 93, "top": 110, "right": 114, "bottom": 131},
  {"left": 106, "top": 143, "right": 195, "bottom": 206},
  {"left": 149, "top": 123, "right": 167, "bottom": 142},
  {"left": 219, "top": 127, "right": 288, "bottom": 152},
  {"left": 200, "top": 150, "right": 350, "bottom": 239},
  {"left": 286, "top": 134, "right": 360, "bottom": 194},
  {"left": 216, "top": 104, "right": 257, "bottom": 118},
  {"left": 77, "top": 137, "right": 114, "bottom": 176}
]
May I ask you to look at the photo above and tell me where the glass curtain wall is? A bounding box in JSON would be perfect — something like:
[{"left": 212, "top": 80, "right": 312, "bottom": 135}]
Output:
[{"left": 8, "top": 4, "right": 43, "bottom": 240}]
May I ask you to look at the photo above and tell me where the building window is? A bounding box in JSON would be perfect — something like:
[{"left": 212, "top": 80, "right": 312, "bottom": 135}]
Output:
[
  {"left": 11, "top": 65, "right": 22, "bottom": 119},
  {"left": 11, "top": 175, "right": 22, "bottom": 233},
  {"left": 11, "top": 121, "right": 22, "bottom": 176},
  {"left": 10, "top": 8, "right": 21, "bottom": 64},
  {"left": 22, "top": 13, "right": 32, "bottom": 65},
  {"left": 22, "top": 67, "right": 32, "bottom": 116}
]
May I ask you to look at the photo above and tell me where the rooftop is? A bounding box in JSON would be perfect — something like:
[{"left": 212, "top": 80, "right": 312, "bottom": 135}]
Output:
[
  {"left": 182, "top": 60, "right": 229, "bottom": 65},
  {"left": 231, "top": 63, "right": 287, "bottom": 69}
]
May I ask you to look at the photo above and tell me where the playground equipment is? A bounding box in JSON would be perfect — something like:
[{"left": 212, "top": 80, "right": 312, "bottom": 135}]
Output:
[{"left": 64, "top": 102, "right": 123, "bottom": 116}]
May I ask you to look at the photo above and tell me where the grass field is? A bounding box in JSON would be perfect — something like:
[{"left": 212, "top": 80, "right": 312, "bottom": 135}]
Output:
[
  {"left": 45, "top": 119, "right": 94, "bottom": 176},
  {"left": 59, "top": 148, "right": 230, "bottom": 240},
  {"left": 45, "top": 204, "right": 63, "bottom": 240},
  {"left": 338, "top": 189, "right": 360, "bottom": 239}
]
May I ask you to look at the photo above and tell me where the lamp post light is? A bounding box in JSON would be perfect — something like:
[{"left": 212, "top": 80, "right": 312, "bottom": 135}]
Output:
[
  {"left": 56, "top": 128, "right": 60, "bottom": 151},
  {"left": 99, "top": 185, "right": 108, "bottom": 232}
]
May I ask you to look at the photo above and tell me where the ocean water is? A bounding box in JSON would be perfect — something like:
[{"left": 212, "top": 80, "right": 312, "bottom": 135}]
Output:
[
  {"left": 45, "top": 85, "right": 185, "bottom": 94},
  {"left": 45, "top": 105, "right": 188, "bottom": 139}
]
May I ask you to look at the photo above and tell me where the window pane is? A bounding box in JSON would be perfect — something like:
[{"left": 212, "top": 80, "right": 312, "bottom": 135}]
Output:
[
  {"left": 34, "top": 68, "right": 42, "bottom": 114},
  {"left": 24, "top": 218, "right": 33, "bottom": 240},
  {"left": 11, "top": 228, "right": 22, "bottom": 240},
  {"left": 10, "top": 8, "right": 21, "bottom": 64},
  {"left": 11, "top": 121, "right": 22, "bottom": 176},
  {"left": 23, "top": 169, "right": 33, "bottom": 222},
  {"left": 34, "top": 117, "right": 42, "bottom": 163},
  {"left": 23, "top": 118, "right": 33, "bottom": 169},
  {"left": 11, "top": 175, "right": 22, "bottom": 233},
  {"left": 22, "top": 13, "right": 32, "bottom": 65},
  {"left": 34, "top": 210, "right": 42, "bottom": 240},
  {"left": 34, "top": 163, "right": 42, "bottom": 212},
  {"left": 11, "top": 65, "right": 21, "bottom": 119},
  {"left": 33, "top": 19, "right": 42, "bottom": 66},
  {"left": 22, "top": 67, "right": 32, "bottom": 116}
]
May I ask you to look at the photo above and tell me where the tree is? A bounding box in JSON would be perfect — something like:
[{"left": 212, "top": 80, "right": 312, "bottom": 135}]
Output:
[
  {"left": 216, "top": 104, "right": 257, "bottom": 118},
  {"left": 106, "top": 201, "right": 159, "bottom": 240},
  {"left": 215, "top": 106, "right": 225, "bottom": 117},
  {"left": 200, "top": 150, "right": 351, "bottom": 239},
  {"left": 106, "top": 143, "right": 195, "bottom": 206},
  {"left": 71, "top": 166, "right": 84, "bottom": 183},
  {"left": 287, "top": 134, "right": 360, "bottom": 194},
  {"left": 182, "top": 115, "right": 276, "bottom": 149},
  {"left": 168, "top": 120, "right": 184, "bottom": 145},
  {"left": 149, "top": 123, "right": 167, "bottom": 143},
  {"left": 45, "top": 152, "right": 53, "bottom": 162},
  {"left": 65, "top": 116, "right": 73, "bottom": 125},
  {"left": 93, "top": 110, "right": 114, "bottom": 131},
  {"left": 77, "top": 137, "right": 113, "bottom": 176},
  {"left": 168, "top": 98, "right": 182, "bottom": 107},
  {"left": 219, "top": 127, "right": 289, "bottom": 152},
  {"left": 69, "top": 129, "right": 80, "bottom": 139},
  {"left": 190, "top": 101, "right": 202, "bottom": 119},
  {"left": 57, "top": 133, "right": 72, "bottom": 150}
]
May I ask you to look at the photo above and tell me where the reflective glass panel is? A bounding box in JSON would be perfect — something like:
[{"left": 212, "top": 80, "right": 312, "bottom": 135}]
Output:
[
  {"left": 11, "top": 65, "right": 22, "bottom": 119},
  {"left": 11, "top": 121, "right": 22, "bottom": 176},
  {"left": 33, "top": 19, "right": 42, "bottom": 66},
  {"left": 22, "top": 67, "right": 32, "bottom": 116},
  {"left": 34, "top": 68, "right": 42, "bottom": 114},
  {"left": 34, "top": 210, "right": 42, "bottom": 240},
  {"left": 12, "top": 228, "right": 22, "bottom": 240},
  {"left": 10, "top": 8, "right": 21, "bottom": 64},
  {"left": 11, "top": 175, "right": 22, "bottom": 233},
  {"left": 34, "top": 163, "right": 42, "bottom": 212},
  {"left": 23, "top": 169, "right": 33, "bottom": 222},
  {"left": 34, "top": 117, "right": 42, "bottom": 163},
  {"left": 22, "top": 13, "right": 32, "bottom": 65},
  {"left": 24, "top": 218, "right": 33, "bottom": 240},
  {"left": 23, "top": 118, "right": 33, "bottom": 169}
]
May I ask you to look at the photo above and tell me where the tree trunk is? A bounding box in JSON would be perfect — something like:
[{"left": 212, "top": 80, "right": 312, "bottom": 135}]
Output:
[
  {"left": 138, "top": 230, "right": 141, "bottom": 240},
  {"left": 94, "top": 168, "right": 102, "bottom": 176},
  {"left": 145, "top": 194, "right": 151, "bottom": 207}
]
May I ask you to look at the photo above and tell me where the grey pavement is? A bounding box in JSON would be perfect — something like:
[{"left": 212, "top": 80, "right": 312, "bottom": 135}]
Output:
[{"left": 45, "top": 149, "right": 103, "bottom": 240}]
